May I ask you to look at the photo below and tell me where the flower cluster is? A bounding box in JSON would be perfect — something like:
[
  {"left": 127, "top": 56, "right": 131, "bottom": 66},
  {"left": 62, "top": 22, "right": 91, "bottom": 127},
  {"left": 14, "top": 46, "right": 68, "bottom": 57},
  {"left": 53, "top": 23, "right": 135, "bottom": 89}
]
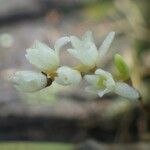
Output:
[{"left": 10, "top": 31, "right": 140, "bottom": 100}]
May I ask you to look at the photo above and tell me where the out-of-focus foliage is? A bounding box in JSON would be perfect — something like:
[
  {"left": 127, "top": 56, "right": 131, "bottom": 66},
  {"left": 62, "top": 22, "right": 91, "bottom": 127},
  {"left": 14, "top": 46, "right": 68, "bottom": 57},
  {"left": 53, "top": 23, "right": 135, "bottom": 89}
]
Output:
[
  {"left": 82, "top": 1, "right": 116, "bottom": 21},
  {"left": 0, "top": 142, "right": 73, "bottom": 150}
]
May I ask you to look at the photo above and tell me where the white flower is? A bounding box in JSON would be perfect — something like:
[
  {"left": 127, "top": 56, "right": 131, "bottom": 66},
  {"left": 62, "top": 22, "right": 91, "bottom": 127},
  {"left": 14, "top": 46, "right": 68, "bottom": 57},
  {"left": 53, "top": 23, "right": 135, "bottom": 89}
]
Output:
[
  {"left": 10, "top": 71, "right": 47, "bottom": 92},
  {"left": 55, "top": 66, "right": 82, "bottom": 86},
  {"left": 26, "top": 37, "right": 70, "bottom": 74},
  {"left": 67, "top": 31, "right": 98, "bottom": 68},
  {"left": 84, "top": 69, "right": 139, "bottom": 100},
  {"left": 67, "top": 31, "right": 115, "bottom": 69}
]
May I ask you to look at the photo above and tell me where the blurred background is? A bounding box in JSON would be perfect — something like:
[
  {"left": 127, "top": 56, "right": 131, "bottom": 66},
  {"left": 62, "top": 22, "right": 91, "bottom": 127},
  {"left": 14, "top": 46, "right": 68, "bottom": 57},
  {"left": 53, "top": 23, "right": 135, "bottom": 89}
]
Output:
[{"left": 0, "top": 0, "right": 149, "bottom": 149}]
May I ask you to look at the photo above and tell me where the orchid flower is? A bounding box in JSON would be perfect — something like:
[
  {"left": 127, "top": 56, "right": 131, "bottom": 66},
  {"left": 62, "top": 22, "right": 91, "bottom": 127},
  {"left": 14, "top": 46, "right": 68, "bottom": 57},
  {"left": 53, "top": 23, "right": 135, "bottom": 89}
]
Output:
[
  {"left": 26, "top": 37, "right": 70, "bottom": 74},
  {"left": 67, "top": 31, "right": 98, "bottom": 69},
  {"left": 68, "top": 31, "right": 115, "bottom": 70},
  {"left": 84, "top": 69, "right": 139, "bottom": 100}
]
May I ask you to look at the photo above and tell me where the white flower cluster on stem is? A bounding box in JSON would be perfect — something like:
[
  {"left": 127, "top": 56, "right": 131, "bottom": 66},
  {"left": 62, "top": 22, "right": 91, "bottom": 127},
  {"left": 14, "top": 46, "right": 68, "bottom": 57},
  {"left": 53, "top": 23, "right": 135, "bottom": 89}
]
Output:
[{"left": 10, "top": 31, "right": 140, "bottom": 100}]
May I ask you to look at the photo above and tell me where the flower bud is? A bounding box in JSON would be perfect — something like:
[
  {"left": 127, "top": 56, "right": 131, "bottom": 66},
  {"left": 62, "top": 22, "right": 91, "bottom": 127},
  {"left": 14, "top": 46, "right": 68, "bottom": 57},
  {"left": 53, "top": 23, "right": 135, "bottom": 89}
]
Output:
[
  {"left": 114, "top": 54, "right": 130, "bottom": 80},
  {"left": 10, "top": 71, "right": 47, "bottom": 92},
  {"left": 55, "top": 66, "right": 82, "bottom": 86}
]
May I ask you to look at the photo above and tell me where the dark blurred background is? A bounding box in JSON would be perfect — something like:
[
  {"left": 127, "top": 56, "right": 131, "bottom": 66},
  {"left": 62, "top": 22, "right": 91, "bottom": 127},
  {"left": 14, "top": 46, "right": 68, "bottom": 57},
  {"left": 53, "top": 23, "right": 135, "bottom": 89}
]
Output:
[{"left": 0, "top": 0, "right": 149, "bottom": 149}]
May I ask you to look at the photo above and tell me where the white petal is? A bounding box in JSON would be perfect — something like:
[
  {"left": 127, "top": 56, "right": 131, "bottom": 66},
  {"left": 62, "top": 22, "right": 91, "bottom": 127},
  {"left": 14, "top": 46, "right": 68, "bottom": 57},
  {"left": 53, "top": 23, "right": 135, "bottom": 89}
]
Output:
[
  {"left": 54, "top": 36, "right": 70, "bottom": 53},
  {"left": 55, "top": 66, "right": 82, "bottom": 86},
  {"left": 95, "top": 69, "right": 113, "bottom": 78},
  {"left": 26, "top": 41, "right": 59, "bottom": 72},
  {"left": 33, "top": 40, "right": 53, "bottom": 52},
  {"left": 98, "top": 88, "right": 111, "bottom": 97},
  {"left": 10, "top": 71, "right": 47, "bottom": 92},
  {"left": 82, "top": 31, "right": 94, "bottom": 42},
  {"left": 67, "top": 48, "right": 81, "bottom": 60},
  {"left": 70, "top": 36, "right": 82, "bottom": 50},
  {"left": 98, "top": 31, "right": 115, "bottom": 59},
  {"left": 68, "top": 43, "right": 98, "bottom": 67},
  {"left": 26, "top": 46, "right": 59, "bottom": 72},
  {"left": 114, "top": 82, "right": 140, "bottom": 100},
  {"left": 81, "top": 42, "right": 98, "bottom": 67}
]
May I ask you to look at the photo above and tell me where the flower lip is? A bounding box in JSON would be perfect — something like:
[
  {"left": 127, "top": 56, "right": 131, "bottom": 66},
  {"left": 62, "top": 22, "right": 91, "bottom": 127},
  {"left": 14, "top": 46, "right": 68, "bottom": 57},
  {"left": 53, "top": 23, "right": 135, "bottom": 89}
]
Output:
[{"left": 95, "top": 69, "right": 116, "bottom": 89}]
